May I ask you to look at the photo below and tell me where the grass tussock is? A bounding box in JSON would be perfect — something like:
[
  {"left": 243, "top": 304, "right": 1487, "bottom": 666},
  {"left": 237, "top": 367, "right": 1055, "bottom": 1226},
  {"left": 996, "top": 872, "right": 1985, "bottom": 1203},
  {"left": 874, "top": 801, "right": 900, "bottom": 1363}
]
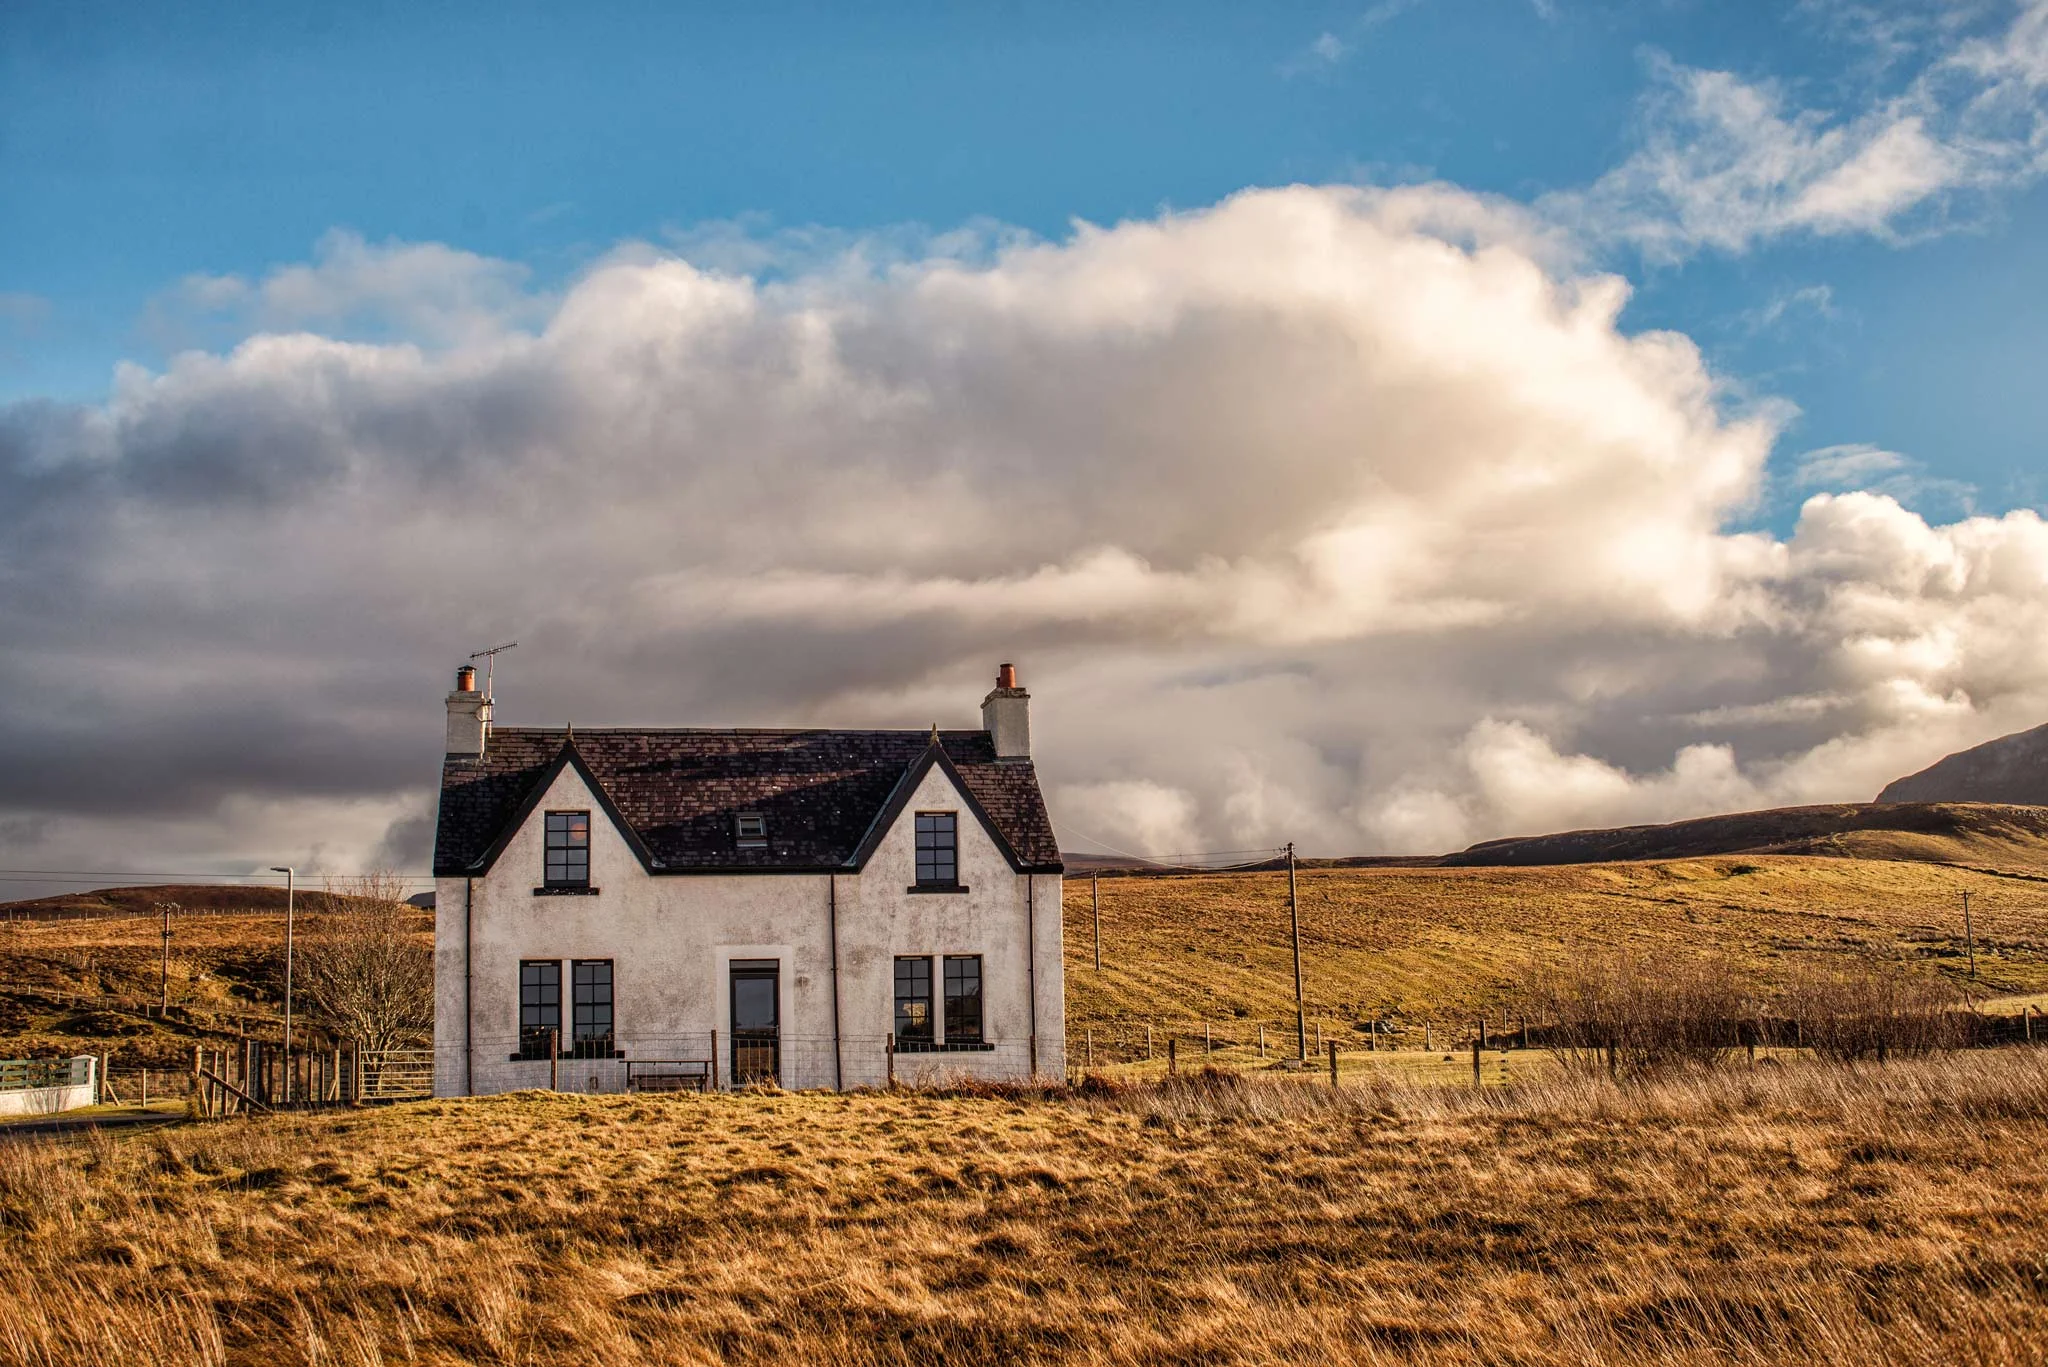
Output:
[{"left": 6, "top": 1053, "right": 2048, "bottom": 1365}]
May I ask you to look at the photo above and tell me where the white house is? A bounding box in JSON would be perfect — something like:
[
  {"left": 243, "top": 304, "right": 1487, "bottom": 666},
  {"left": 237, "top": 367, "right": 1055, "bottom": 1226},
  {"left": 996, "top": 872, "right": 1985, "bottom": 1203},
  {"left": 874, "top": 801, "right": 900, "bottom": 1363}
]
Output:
[{"left": 431, "top": 664, "right": 1065, "bottom": 1095}]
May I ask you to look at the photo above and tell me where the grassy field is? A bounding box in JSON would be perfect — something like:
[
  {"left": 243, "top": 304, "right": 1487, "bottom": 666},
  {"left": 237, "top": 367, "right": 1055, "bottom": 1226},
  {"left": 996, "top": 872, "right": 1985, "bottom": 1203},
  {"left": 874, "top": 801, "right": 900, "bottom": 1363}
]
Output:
[
  {"left": 1060, "top": 856, "right": 2048, "bottom": 1058},
  {"left": 4, "top": 853, "right": 2046, "bottom": 1077},
  {"left": 5, "top": 1054, "right": 2048, "bottom": 1366}
]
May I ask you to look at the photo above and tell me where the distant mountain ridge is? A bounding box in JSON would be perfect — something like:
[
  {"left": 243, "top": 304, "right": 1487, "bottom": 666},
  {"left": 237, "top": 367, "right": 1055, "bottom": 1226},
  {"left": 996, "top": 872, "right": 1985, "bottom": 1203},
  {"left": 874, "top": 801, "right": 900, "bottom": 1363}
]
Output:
[
  {"left": 1437, "top": 801, "right": 2048, "bottom": 870},
  {"left": 1877, "top": 722, "right": 2048, "bottom": 807}
]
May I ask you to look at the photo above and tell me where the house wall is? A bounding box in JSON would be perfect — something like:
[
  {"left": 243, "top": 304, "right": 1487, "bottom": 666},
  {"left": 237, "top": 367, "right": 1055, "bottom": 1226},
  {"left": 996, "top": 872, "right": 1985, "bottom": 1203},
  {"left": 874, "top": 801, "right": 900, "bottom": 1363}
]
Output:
[{"left": 434, "top": 759, "right": 1064, "bottom": 1096}]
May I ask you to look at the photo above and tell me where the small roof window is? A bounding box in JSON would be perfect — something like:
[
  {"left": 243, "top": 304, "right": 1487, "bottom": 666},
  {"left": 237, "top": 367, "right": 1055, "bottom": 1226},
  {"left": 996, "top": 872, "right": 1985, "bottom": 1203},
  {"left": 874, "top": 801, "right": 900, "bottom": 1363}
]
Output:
[{"left": 735, "top": 812, "right": 768, "bottom": 848}]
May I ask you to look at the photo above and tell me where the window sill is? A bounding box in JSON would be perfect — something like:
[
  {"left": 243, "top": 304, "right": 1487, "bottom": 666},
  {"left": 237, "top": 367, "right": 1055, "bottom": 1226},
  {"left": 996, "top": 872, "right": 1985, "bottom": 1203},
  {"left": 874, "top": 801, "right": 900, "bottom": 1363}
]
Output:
[
  {"left": 509, "top": 1050, "right": 626, "bottom": 1062},
  {"left": 892, "top": 1040, "right": 994, "bottom": 1053},
  {"left": 533, "top": 885, "right": 600, "bottom": 896},
  {"left": 906, "top": 883, "right": 970, "bottom": 895}
]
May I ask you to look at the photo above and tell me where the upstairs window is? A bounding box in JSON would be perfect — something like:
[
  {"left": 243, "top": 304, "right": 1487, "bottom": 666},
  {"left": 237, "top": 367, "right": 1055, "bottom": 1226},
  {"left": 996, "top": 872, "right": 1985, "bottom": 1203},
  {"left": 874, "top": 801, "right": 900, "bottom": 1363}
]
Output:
[
  {"left": 915, "top": 812, "right": 957, "bottom": 887},
  {"left": 735, "top": 812, "right": 768, "bottom": 848},
  {"left": 943, "top": 955, "right": 983, "bottom": 1045},
  {"left": 545, "top": 811, "right": 590, "bottom": 887},
  {"left": 894, "top": 956, "right": 933, "bottom": 1047}
]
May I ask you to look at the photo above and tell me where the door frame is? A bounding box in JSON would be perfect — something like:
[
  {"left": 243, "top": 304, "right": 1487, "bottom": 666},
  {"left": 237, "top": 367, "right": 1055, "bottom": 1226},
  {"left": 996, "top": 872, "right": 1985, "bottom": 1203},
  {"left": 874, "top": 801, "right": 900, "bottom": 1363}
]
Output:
[
  {"left": 713, "top": 945, "right": 794, "bottom": 1090},
  {"left": 729, "top": 958, "right": 781, "bottom": 1085}
]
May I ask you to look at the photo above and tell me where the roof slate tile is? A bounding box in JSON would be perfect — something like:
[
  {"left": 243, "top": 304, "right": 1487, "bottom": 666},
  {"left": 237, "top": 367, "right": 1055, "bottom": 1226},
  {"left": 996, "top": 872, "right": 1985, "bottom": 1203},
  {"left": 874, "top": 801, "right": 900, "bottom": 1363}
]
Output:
[{"left": 434, "top": 727, "right": 1060, "bottom": 876}]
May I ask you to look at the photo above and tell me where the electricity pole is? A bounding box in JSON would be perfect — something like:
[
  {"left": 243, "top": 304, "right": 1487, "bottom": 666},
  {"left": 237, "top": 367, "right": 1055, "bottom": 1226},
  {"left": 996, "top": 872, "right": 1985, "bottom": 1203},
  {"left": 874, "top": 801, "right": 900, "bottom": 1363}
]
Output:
[
  {"left": 271, "top": 866, "right": 295, "bottom": 1100},
  {"left": 1092, "top": 873, "right": 1101, "bottom": 971},
  {"left": 1288, "top": 842, "right": 1305, "bottom": 1064},
  {"left": 1963, "top": 890, "right": 1976, "bottom": 979},
  {"left": 155, "top": 902, "right": 178, "bottom": 1013}
]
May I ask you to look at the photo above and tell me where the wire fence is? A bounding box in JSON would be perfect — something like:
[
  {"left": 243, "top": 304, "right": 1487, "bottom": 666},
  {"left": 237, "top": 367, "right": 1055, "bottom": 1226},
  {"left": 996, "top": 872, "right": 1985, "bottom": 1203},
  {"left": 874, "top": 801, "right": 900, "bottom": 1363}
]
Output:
[{"left": 458, "top": 1032, "right": 1044, "bottom": 1093}]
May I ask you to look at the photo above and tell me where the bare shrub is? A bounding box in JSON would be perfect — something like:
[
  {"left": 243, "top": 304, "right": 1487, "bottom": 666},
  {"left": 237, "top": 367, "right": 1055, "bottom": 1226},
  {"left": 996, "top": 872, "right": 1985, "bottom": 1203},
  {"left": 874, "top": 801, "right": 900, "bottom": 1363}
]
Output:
[
  {"left": 1517, "top": 949, "right": 1755, "bottom": 1077},
  {"left": 1777, "top": 958, "right": 1963, "bottom": 1062},
  {"left": 298, "top": 872, "right": 433, "bottom": 1054}
]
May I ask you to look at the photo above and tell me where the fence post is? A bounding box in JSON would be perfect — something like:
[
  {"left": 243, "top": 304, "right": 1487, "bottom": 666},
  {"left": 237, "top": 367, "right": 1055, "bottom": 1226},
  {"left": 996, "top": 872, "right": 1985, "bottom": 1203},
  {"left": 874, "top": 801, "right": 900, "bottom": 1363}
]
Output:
[
  {"left": 549, "top": 1027, "right": 559, "bottom": 1091},
  {"left": 1204, "top": 1022, "right": 1212, "bottom": 1056},
  {"left": 1146, "top": 1023, "right": 1153, "bottom": 1061},
  {"left": 1085, "top": 1027, "right": 1093, "bottom": 1070},
  {"left": 141, "top": 1068, "right": 148, "bottom": 1109},
  {"left": 1259, "top": 1024, "right": 1266, "bottom": 1058},
  {"left": 1425, "top": 1023, "right": 1432, "bottom": 1052},
  {"left": 1167, "top": 1038, "right": 1177, "bottom": 1075},
  {"left": 1328, "top": 1041, "right": 1339, "bottom": 1088},
  {"left": 1478, "top": 1017, "right": 1486, "bottom": 1050},
  {"left": 352, "top": 1044, "right": 363, "bottom": 1104},
  {"left": 886, "top": 1034, "right": 895, "bottom": 1088},
  {"left": 1472, "top": 1038, "right": 1481, "bottom": 1088}
]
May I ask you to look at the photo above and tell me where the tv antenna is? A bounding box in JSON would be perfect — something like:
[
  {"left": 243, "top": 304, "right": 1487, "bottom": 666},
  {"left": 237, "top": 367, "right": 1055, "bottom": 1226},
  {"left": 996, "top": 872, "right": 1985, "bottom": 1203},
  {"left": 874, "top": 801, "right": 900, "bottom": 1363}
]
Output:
[{"left": 468, "top": 642, "right": 517, "bottom": 700}]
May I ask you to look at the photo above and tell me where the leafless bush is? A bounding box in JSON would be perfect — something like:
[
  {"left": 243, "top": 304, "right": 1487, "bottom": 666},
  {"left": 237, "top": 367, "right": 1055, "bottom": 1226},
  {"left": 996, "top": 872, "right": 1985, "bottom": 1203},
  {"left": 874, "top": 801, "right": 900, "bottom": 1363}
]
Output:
[
  {"left": 1777, "top": 959, "right": 1963, "bottom": 1062},
  {"left": 1517, "top": 950, "right": 1756, "bottom": 1077},
  {"left": 298, "top": 872, "right": 433, "bottom": 1054}
]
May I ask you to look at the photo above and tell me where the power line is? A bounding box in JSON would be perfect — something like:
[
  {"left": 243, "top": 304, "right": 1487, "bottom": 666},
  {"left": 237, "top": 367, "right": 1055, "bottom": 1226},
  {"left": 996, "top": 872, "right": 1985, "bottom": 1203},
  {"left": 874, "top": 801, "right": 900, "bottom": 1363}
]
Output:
[{"left": 1050, "top": 820, "right": 1286, "bottom": 873}]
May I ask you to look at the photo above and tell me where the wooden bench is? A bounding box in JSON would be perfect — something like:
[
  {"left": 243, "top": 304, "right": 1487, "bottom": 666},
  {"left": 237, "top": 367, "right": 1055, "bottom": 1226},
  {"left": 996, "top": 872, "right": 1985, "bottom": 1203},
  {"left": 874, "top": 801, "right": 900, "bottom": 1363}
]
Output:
[{"left": 625, "top": 1061, "right": 712, "bottom": 1093}]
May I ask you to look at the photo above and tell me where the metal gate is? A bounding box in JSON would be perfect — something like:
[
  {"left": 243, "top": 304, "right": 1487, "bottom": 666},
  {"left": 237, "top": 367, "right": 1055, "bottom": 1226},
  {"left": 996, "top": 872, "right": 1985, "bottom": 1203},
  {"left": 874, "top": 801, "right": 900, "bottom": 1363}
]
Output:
[{"left": 356, "top": 1048, "right": 434, "bottom": 1100}]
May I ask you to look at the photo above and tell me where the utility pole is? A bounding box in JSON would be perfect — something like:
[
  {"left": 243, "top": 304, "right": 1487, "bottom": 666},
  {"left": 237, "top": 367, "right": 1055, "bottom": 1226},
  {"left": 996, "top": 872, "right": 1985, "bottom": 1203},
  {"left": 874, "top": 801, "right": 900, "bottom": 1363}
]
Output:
[
  {"left": 155, "top": 901, "right": 178, "bottom": 1013},
  {"left": 1092, "top": 873, "right": 1101, "bottom": 971},
  {"left": 1963, "top": 890, "right": 1977, "bottom": 979},
  {"left": 1288, "top": 842, "right": 1306, "bottom": 1064},
  {"left": 270, "top": 866, "right": 295, "bottom": 1101}
]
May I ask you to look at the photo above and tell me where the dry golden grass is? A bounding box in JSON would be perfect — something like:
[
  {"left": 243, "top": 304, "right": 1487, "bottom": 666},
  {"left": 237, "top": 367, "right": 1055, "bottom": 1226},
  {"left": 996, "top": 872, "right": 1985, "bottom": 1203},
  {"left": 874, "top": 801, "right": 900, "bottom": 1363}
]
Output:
[
  {"left": 1062, "top": 857, "right": 2048, "bottom": 1050},
  {"left": 5, "top": 1054, "right": 2048, "bottom": 1366}
]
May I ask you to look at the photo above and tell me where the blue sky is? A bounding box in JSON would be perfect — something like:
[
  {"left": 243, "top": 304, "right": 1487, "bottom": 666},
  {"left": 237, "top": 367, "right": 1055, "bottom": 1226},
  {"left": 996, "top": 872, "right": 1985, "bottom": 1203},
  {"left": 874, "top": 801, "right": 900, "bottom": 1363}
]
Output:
[
  {"left": 5, "top": 1, "right": 2044, "bottom": 523},
  {"left": 4, "top": 0, "right": 2048, "bottom": 880}
]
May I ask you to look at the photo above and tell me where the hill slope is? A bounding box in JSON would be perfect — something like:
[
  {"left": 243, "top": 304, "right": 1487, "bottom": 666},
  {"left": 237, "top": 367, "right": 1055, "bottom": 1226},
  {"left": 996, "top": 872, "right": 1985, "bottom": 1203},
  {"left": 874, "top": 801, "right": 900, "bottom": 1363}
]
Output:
[
  {"left": 1878, "top": 722, "right": 2048, "bottom": 805},
  {"left": 1439, "top": 801, "right": 2048, "bottom": 871},
  {"left": 1060, "top": 853, "right": 2048, "bottom": 1054}
]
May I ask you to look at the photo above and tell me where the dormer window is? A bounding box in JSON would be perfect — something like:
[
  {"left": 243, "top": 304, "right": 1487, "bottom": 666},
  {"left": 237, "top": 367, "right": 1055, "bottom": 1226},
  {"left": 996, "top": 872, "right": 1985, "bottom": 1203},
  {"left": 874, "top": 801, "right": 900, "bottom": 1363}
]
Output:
[
  {"left": 544, "top": 811, "right": 590, "bottom": 888},
  {"left": 735, "top": 812, "right": 768, "bottom": 848}
]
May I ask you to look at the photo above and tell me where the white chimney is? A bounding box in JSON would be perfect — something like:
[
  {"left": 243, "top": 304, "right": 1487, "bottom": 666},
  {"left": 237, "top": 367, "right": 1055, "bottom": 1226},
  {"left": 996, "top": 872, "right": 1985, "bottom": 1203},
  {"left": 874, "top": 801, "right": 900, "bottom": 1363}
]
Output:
[
  {"left": 446, "top": 664, "right": 491, "bottom": 757},
  {"left": 981, "top": 662, "right": 1030, "bottom": 760}
]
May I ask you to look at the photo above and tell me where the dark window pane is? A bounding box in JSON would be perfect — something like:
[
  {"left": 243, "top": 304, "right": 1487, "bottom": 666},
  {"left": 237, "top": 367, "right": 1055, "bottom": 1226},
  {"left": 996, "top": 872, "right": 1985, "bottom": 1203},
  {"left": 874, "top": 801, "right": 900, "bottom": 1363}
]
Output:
[
  {"left": 894, "top": 956, "right": 933, "bottom": 1044},
  {"left": 915, "top": 813, "right": 957, "bottom": 885},
  {"left": 944, "top": 956, "right": 983, "bottom": 1043},
  {"left": 544, "top": 810, "right": 591, "bottom": 886},
  {"left": 519, "top": 960, "right": 561, "bottom": 1057},
  {"left": 571, "top": 959, "right": 613, "bottom": 1055}
]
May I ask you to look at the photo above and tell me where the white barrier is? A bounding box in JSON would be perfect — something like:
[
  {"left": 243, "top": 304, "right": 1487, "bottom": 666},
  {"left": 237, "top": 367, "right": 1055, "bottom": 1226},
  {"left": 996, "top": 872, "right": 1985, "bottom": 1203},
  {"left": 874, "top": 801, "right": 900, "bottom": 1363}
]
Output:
[{"left": 0, "top": 1056, "right": 98, "bottom": 1117}]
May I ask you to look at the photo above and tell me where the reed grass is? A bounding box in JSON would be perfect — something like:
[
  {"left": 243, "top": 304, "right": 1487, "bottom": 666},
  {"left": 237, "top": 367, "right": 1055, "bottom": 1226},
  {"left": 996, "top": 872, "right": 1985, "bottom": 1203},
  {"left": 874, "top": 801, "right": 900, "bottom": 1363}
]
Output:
[{"left": 5, "top": 1051, "right": 2048, "bottom": 1365}]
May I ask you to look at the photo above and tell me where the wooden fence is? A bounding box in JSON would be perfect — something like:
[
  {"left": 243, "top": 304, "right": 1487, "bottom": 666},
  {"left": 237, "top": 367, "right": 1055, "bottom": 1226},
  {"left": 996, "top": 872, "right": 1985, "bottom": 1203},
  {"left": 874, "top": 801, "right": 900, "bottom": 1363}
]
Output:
[{"left": 189, "top": 1042, "right": 433, "bottom": 1116}]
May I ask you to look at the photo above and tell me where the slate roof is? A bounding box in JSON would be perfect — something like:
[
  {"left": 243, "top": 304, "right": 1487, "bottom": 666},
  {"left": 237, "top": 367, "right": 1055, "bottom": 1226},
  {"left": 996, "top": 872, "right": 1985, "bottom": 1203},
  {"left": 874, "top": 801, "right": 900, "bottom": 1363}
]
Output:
[{"left": 433, "top": 727, "right": 1062, "bottom": 877}]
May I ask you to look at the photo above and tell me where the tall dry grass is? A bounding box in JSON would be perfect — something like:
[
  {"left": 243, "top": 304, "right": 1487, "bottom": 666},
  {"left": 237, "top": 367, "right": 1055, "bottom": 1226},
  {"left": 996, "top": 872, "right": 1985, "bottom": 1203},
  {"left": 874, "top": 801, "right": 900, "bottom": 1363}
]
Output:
[{"left": 5, "top": 1052, "right": 2048, "bottom": 1366}]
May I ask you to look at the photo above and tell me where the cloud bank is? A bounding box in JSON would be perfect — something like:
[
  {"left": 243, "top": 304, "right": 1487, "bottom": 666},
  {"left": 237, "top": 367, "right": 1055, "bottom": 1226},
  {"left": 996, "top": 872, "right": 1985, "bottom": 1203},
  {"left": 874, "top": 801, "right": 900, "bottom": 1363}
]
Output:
[{"left": 3, "top": 184, "right": 2047, "bottom": 879}]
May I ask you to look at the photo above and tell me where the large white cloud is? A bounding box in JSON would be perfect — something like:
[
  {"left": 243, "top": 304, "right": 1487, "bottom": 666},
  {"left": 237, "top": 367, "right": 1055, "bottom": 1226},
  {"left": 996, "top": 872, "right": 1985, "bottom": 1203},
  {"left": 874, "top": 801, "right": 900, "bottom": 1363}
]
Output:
[{"left": 3, "top": 183, "right": 2046, "bottom": 882}]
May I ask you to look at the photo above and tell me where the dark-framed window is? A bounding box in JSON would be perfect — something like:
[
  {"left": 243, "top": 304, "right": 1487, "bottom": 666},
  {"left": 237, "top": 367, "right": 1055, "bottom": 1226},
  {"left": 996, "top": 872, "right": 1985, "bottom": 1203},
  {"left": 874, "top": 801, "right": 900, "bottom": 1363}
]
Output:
[
  {"left": 545, "top": 811, "right": 590, "bottom": 887},
  {"left": 894, "top": 956, "right": 933, "bottom": 1046},
  {"left": 943, "top": 955, "right": 983, "bottom": 1044},
  {"left": 915, "top": 812, "right": 957, "bottom": 887},
  {"left": 571, "top": 959, "right": 614, "bottom": 1058},
  {"left": 735, "top": 812, "right": 767, "bottom": 848},
  {"left": 518, "top": 959, "right": 560, "bottom": 1059}
]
